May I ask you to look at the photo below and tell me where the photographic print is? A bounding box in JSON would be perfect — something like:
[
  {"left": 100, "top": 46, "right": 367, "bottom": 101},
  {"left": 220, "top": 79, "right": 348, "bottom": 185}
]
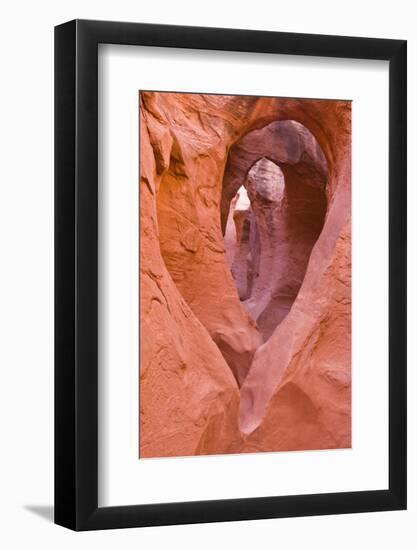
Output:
[{"left": 139, "top": 91, "right": 351, "bottom": 459}]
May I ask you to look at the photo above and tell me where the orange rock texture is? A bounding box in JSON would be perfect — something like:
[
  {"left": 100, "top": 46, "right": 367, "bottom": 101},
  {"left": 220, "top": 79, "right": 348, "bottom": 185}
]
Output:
[{"left": 139, "top": 91, "right": 351, "bottom": 458}]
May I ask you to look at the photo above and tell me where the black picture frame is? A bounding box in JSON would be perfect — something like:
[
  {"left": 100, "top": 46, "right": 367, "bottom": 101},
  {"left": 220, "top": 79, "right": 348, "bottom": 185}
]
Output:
[{"left": 55, "top": 19, "right": 407, "bottom": 531}]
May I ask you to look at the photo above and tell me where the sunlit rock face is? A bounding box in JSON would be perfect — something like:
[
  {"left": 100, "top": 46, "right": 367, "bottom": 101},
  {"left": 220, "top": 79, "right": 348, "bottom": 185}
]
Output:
[
  {"left": 247, "top": 157, "right": 286, "bottom": 202},
  {"left": 140, "top": 91, "right": 351, "bottom": 458},
  {"left": 226, "top": 186, "right": 251, "bottom": 300}
]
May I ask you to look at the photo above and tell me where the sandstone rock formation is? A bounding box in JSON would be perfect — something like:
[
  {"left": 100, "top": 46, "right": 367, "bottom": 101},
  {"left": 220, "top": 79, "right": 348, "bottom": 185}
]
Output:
[
  {"left": 140, "top": 107, "right": 242, "bottom": 457},
  {"left": 140, "top": 91, "right": 351, "bottom": 458},
  {"left": 227, "top": 186, "right": 253, "bottom": 300},
  {"left": 223, "top": 123, "right": 328, "bottom": 340}
]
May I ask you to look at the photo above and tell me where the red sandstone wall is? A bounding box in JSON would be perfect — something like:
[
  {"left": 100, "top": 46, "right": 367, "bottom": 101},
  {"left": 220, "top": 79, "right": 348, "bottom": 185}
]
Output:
[{"left": 139, "top": 91, "right": 351, "bottom": 458}]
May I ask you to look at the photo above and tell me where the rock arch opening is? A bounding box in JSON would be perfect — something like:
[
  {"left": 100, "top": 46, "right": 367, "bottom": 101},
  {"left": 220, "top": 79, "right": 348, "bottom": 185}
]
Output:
[
  {"left": 223, "top": 120, "right": 328, "bottom": 341},
  {"left": 140, "top": 91, "right": 352, "bottom": 458}
]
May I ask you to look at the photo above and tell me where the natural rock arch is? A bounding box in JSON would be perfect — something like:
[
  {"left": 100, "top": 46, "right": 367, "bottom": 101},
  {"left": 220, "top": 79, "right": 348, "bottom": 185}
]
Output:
[
  {"left": 222, "top": 121, "right": 328, "bottom": 341},
  {"left": 140, "top": 92, "right": 351, "bottom": 457}
]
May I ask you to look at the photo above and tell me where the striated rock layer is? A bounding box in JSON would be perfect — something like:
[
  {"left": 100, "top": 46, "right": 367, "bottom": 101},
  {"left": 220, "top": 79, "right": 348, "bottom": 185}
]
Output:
[{"left": 140, "top": 91, "right": 351, "bottom": 458}]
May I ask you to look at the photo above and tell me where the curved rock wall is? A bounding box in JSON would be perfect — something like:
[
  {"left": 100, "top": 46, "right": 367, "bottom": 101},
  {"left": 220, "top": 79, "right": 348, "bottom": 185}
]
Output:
[
  {"left": 224, "top": 129, "right": 328, "bottom": 340},
  {"left": 140, "top": 91, "right": 351, "bottom": 457}
]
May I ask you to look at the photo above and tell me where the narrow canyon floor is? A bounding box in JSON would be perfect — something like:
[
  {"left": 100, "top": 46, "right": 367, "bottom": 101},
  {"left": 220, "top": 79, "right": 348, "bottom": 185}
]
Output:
[{"left": 140, "top": 91, "right": 351, "bottom": 458}]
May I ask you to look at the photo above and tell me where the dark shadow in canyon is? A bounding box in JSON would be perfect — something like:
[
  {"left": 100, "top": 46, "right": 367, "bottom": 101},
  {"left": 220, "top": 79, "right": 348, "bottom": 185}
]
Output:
[{"left": 222, "top": 120, "right": 328, "bottom": 342}]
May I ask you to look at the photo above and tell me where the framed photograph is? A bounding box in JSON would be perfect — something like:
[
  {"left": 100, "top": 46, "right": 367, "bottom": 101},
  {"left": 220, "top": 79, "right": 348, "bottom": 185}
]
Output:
[{"left": 55, "top": 19, "right": 407, "bottom": 530}]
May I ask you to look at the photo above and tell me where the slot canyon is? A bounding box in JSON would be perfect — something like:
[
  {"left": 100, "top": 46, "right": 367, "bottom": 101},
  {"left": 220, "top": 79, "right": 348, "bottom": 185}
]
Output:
[{"left": 140, "top": 91, "right": 351, "bottom": 458}]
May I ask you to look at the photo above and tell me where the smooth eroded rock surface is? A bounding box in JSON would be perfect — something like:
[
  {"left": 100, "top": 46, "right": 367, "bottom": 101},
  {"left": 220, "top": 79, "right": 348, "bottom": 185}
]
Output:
[{"left": 140, "top": 91, "right": 351, "bottom": 458}]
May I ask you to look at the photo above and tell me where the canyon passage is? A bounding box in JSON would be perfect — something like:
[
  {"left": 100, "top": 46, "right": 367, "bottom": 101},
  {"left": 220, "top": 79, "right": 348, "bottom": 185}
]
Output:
[{"left": 140, "top": 91, "right": 351, "bottom": 458}]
